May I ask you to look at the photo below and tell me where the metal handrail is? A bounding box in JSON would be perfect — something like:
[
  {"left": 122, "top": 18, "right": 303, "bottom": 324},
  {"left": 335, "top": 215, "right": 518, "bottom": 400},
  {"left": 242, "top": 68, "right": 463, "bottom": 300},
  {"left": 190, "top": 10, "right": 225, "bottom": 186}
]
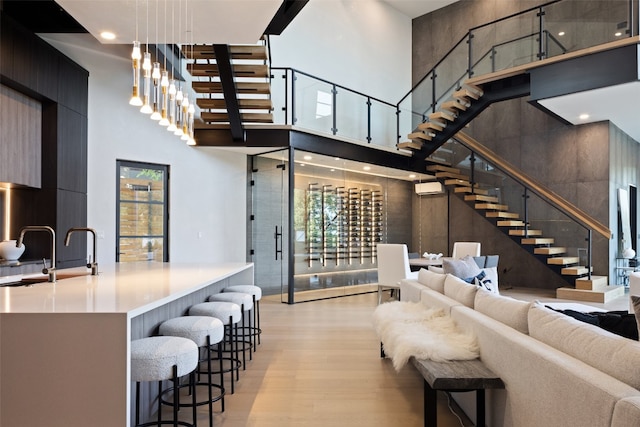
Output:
[{"left": 454, "top": 131, "right": 612, "bottom": 240}]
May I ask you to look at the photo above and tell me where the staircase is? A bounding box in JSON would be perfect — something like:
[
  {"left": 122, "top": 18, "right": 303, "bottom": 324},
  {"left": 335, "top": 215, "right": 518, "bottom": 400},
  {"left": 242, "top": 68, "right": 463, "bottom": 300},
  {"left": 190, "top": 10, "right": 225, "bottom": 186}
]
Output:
[
  {"left": 398, "top": 83, "right": 485, "bottom": 154},
  {"left": 186, "top": 43, "right": 273, "bottom": 139},
  {"left": 424, "top": 155, "right": 623, "bottom": 304}
]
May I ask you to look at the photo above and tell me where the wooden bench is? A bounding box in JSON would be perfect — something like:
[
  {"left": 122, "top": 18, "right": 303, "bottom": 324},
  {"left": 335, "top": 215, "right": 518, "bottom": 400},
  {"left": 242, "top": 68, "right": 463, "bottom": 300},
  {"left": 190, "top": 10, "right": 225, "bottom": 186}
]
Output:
[{"left": 410, "top": 357, "right": 504, "bottom": 427}]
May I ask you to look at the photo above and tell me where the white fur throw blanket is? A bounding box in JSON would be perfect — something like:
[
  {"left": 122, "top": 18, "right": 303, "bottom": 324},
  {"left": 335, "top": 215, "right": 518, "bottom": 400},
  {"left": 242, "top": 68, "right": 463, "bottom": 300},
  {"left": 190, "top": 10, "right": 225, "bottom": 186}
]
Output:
[{"left": 373, "top": 301, "right": 479, "bottom": 371}]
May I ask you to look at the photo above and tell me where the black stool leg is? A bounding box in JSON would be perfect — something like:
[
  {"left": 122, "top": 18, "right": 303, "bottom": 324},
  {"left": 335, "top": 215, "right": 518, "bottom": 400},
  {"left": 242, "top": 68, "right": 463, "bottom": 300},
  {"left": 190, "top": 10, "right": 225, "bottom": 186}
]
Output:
[
  {"left": 256, "top": 299, "right": 261, "bottom": 346},
  {"left": 218, "top": 343, "right": 225, "bottom": 412},
  {"left": 172, "top": 366, "right": 179, "bottom": 427},
  {"left": 158, "top": 381, "right": 163, "bottom": 425},
  {"left": 206, "top": 336, "right": 213, "bottom": 427},
  {"left": 136, "top": 382, "right": 141, "bottom": 426}
]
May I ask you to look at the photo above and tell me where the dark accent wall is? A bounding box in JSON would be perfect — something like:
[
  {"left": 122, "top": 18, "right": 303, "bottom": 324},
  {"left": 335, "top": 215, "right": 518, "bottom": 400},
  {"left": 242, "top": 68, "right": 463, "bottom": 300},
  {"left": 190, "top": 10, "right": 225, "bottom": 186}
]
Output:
[{"left": 0, "top": 13, "right": 88, "bottom": 269}]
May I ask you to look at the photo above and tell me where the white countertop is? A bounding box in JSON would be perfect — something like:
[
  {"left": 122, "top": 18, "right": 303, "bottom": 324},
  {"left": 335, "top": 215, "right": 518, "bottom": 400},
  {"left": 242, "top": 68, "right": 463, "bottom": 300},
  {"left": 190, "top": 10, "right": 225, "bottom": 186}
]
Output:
[{"left": 0, "top": 262, "right": 252, "bottom": 316}]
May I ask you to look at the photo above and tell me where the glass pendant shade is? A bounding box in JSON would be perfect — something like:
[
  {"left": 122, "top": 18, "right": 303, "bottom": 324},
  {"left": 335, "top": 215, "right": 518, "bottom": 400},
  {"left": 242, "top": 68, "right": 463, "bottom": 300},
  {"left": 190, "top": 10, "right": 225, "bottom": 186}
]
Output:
[
  {"left": 167, "top": 81, "right": 177, "bottom": 131},
  {"left": 150, "top": 62, "right": 162, "bottom": 120},
  {"left": 129, "top": 41, "right": 143, "bottom": 106},
  {"left": 140, "top": 52, "right": 153, "bottom": 114},
  {"left": 180, "top": 95, "right": 190, "bottom": 140},
  {"left": 158, "top": 71, "right": 170, "bottom": 126},
  {"left": 175, "top": 90, "right": 185, "bottom": 136}
]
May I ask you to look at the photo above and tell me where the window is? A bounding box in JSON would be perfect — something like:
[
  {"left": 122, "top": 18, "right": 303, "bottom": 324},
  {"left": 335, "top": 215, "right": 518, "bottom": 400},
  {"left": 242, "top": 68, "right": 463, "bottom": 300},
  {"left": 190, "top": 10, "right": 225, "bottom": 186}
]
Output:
[{"left": 116, "top": 160, "right": 169, "bottom": 262}]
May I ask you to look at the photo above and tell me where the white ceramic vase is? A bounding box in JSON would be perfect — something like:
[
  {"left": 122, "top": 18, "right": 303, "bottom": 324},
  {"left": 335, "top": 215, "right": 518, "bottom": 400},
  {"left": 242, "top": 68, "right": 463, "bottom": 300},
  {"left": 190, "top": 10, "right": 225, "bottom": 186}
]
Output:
[{"left": 0, "top": 240, "right": 26, "bottom": 261}]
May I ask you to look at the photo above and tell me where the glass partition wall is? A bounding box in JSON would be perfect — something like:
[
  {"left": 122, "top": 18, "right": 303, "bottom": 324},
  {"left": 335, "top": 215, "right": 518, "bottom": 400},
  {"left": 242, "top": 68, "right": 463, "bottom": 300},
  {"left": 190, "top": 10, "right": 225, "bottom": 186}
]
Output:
[{"left": 250, "top": 148, "right": 432, "bottom": 303}]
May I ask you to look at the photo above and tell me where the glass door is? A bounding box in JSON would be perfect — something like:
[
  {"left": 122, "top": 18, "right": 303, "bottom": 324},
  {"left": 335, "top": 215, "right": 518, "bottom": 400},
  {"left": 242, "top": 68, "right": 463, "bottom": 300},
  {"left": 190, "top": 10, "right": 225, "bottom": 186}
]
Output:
[
  {"left": 116, "top": 160, "right": 169, "bottom": 262},
  {"left": 250, "top": 149, "right": 290, "bottom": 302}
]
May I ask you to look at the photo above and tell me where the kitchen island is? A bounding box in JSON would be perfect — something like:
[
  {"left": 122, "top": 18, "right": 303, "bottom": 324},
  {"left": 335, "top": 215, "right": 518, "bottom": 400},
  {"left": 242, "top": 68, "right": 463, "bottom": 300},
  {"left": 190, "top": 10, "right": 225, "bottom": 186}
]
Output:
[{"left": 0, "top": 261, "right": 254, "bottom": 427}]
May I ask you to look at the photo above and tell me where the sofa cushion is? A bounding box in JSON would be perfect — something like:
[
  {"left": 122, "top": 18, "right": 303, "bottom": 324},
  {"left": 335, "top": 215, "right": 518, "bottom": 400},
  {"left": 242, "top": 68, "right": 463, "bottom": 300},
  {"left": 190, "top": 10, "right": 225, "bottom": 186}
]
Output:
[
  {"left": 428, "top": 265, "right": 444, "bottom": 274},
  {"left": 632, "top": 295, "right": 640, "bottom": 340},
  {"left": 529, "top": 302, "right": 640, "bottom": 390},
  {"left": 443, "top": 274, "right": 478, "bottom": 308},
  {"left": 442, "top": 255, "right": 482, "bottom": 280},
  {"left": 417, "top": 268, "right": 446, "bottom": 293},
  {"left": 474, "top": 288, "right": 529, "bottom": 334}
]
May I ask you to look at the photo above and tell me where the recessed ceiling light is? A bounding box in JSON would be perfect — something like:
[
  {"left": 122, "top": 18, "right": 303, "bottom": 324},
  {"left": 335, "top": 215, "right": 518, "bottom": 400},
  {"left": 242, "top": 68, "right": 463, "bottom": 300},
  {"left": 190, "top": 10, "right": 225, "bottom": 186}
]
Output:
[
  {"left": 330, "top": 169, "right": 335, "bottom": 172},
  {"left": 300, "top": 163, "right": 306, "bottom": 167},
  {"left": 100, "top": 31, "right": 116, "bottom": 40},
  {"left": 409, "top": 174, "right": 416, "bottom": 179},
  {"left": 303, "top": 155, "right": 312, "bottom": 160},
  {"left": 579, "top": 113, "right": 590, "bottom": 120},
  {"left": 615, "top": 31, "right": 623, "bottom": 37},
  {"left": 363, "top": 166, "right": 371, "bottom": 171},
  {"left": 334, "top": 157, "right": 340, "bottom": 161},
  {"left": 558, "top": 31, "right": 565, "bottom": 36}
]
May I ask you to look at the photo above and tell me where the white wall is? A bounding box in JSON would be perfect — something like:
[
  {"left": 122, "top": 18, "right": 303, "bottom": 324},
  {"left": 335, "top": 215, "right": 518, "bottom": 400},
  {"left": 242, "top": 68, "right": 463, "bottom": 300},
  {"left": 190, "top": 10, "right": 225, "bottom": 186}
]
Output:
[
  {"left": 269, "top": 0, "right": 412, "bottom": 103},
  {"left": 41, "top": 35, "right": 247, "bottom": 265}
]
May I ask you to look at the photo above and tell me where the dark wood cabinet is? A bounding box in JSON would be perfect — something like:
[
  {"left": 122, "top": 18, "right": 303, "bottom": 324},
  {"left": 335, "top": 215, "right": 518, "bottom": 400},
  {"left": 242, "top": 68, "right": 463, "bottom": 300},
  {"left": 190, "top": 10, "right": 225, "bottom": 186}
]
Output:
[{"left": 1, "top": 12, "right": 89, "bottom": 269}]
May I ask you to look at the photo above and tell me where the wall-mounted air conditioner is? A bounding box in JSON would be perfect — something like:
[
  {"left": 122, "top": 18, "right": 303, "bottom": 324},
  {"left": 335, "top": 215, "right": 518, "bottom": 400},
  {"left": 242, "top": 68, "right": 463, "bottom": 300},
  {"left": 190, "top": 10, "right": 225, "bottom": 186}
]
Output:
[{"left": 415, "top": 182, "right": 444, "bottom": 195}]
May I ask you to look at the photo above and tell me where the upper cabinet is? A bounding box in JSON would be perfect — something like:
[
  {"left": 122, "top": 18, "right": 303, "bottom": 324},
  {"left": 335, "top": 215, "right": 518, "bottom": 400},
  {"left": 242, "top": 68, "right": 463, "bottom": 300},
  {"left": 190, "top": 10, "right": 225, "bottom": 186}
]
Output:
[{"left": 0, "top": 85, "right": 42, "bottom": 188}]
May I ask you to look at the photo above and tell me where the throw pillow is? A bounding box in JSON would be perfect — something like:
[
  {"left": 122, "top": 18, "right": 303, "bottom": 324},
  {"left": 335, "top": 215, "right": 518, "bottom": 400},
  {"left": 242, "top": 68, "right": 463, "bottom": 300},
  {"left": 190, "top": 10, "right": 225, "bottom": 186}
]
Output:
[
  {"left": 632, "top": 295, "right": 640, "bottom": 340},
  {"left": 463, "top": 270, "right": 495, "bottom": 293},
  {"left": 481, "top": 267, "right": 499, "bottom": 294},
  {"left": 442, "top": 255, "right": 481, "bottom": 280}
]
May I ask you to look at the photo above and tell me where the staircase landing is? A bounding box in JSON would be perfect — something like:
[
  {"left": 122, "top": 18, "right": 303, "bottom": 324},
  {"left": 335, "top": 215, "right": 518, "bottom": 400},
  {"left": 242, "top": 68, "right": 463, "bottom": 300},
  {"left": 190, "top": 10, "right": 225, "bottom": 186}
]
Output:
[{"left": 555, "top": 285, "right": 626, "bottom": 304}]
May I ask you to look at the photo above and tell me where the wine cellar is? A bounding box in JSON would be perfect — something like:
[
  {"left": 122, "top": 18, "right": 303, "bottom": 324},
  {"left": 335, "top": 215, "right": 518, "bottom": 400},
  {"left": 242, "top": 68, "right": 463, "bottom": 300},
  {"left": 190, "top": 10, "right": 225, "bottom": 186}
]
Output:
[{"left": 305, "top": 182, "right": 383, "bottom": 267}]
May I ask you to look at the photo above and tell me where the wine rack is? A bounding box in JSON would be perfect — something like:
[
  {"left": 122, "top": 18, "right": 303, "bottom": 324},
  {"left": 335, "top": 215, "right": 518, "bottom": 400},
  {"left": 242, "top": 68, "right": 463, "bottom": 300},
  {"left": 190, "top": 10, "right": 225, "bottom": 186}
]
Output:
[{"left": 305, "top": 182, "right": 382, "bottom": 266}]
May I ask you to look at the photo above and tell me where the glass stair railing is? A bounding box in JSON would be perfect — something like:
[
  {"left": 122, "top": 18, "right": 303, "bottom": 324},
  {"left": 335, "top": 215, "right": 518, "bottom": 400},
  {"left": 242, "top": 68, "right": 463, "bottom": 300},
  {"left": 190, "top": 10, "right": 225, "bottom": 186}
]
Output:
[
  {"left": 427, "top": 133, "right": 619, "bottom": 300},
  {"left": 397, "top": 0, "right": 633, "bottom": 155}
]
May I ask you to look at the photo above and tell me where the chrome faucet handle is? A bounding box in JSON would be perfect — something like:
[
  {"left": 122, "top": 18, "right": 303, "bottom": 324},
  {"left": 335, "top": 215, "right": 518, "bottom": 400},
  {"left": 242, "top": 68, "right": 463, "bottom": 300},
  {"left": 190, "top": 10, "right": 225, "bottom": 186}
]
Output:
[
  {"left": 41, "top": 258, "right": 48, "bottom": 275},
  {"left": 87, "top": 254, "right": 92, "bottom": 269}
]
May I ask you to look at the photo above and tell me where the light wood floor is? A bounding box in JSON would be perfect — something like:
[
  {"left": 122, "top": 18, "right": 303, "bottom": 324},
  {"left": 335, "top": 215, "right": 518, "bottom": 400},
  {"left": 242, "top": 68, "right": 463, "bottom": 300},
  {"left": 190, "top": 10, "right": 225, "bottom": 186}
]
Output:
[
  {"left": 164, "top": 285, "right": 633, "bottom": 426},
  {"left": 179, "top": 291, "right": 471, "bottom": 427}
]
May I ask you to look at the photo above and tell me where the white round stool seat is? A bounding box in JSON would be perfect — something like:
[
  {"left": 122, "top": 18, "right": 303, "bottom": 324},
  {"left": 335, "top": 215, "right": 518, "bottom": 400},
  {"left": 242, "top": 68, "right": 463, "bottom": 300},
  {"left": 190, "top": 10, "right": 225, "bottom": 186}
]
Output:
[
  {"left": 208, "top": 292, "right": 253, "bottom": 311},
  {"left": 131, "top": 336, "right": 198, "bottom": 382},
  {"left": 190, "top": 302, "right": 241, "bottom": 325},
  {"left": 159, "top": 316, "right": 224, "bottom": 347},
  {"left": 224, "top": 285, "right": 262, "bottom": 301}
]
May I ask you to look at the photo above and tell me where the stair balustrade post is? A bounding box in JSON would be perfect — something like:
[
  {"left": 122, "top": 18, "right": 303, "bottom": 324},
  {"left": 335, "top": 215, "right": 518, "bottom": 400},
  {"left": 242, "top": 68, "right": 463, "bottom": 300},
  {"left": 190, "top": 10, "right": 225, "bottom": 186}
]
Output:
[
  {"left": 292, "top": 70, "right": 297, "bottom": 125},
  {"left": 523, "top": 188, "right": 529, "bottom": 237},
  {"left": 366, "top": 97, "right": 372, "bottom": 144},
  {"left": 537, "top": 7, "right": 546, "bottom": 60},
  {"left": 469, "top": 152, "right": 476, "bottom": 195},
  {"left": 331, "top": 84, "right": 338, "bottom": 135},
  {"left": 431, "top": 72, "right": 437, "bottom": 114},
  {"left": 587, "top": 229, "right": 593, "bottom": 281},
  {"left": 467, "top": 31, "right": 474, "bottom": 78}
]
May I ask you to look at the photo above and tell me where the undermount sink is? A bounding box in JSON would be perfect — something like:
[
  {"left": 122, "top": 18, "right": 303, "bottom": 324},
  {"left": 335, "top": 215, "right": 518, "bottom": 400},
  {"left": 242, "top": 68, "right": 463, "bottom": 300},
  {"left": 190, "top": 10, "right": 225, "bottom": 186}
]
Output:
[{"left": 0, "top": 272, "right": 91, "bottom": 287}]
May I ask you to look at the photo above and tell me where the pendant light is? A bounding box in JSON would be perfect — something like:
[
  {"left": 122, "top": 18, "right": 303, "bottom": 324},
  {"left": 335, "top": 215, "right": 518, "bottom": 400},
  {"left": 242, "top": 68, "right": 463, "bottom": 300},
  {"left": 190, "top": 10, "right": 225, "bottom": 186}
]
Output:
[
  {"left": 129, "top": 1, "right": 142, "bottom": 106},
  {"left": 140, "top": 51, "right": 153, "bottom": 114}
]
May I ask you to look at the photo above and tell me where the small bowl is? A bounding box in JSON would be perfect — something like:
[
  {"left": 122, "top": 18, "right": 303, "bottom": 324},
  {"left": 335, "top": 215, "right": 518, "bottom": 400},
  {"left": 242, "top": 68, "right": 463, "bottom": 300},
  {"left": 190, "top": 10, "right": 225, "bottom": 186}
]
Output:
[{"left": 0, "top": 240, "right": 26, "bottom": 261}]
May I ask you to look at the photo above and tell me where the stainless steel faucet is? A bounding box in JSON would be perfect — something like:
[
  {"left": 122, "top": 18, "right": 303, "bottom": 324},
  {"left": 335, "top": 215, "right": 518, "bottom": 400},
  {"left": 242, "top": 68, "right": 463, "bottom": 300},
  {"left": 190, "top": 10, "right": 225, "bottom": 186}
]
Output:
[
  {"left": 17, "top": 226, "right": 56, "bottom": 282},
  {"left": 64, "top": 227, "right": 98, "bottom": 276}
]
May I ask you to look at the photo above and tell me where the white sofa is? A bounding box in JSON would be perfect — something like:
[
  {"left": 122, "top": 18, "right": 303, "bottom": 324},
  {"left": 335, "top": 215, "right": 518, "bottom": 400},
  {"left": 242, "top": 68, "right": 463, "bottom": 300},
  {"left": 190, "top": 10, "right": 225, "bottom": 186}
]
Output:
[{"left": 400, "top": 270, "right": 640, "bottom": 427}]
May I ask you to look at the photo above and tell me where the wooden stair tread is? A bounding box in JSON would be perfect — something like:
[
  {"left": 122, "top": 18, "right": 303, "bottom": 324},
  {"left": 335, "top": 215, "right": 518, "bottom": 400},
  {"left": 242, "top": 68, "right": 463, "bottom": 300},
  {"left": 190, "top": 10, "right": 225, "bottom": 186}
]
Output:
[
  {"left": 398, "top": 141, "right": 423, "bottom": 151},
  {"left": 197, "top": 98, "right": 273, "bottom": 110},
  {"left": 427, "top": 164, "right": 461, "bottom": 174},
  {"left": 417, "top": 121, "right": 444, "bottom": 132},
  {"left": 190, "top": 63, "right": 269, "bottom": 78},
  {"left": 436, "top": 171, "right": 469, "bottom": 180},
  {"left": 555, "top": 285, "right": 624, "bottom": 304},
  {"left": 475, "top": 203, "right": 508, "bottom": 210},
  {"left": 547, "top": 257, "right": 580, "bottom": 265},
  {"left": 561, "top": 266, "right": 592, "bottom": 275},
  {"left": 444, "top": 178, "right": 475, "bottom": 186},
  {"left": 486, "top": 211, "right": 519, "bottom": 219},
  {"left": 575, "top": 275, "right": 608, "bottom": 291},
  {"left": 192, "top": 81, "right": 271, "bottom": 94},
  {"left": 534, "top": 247, "right": 566, "bottom": 255},
  {"left": 508, "top": 229, "right": 542, "bottom": 236},
  {"left": 408, "top": 131, "right": 433, "bottom": 141},
  {"left": 200, "top": 112, "right": 273, "bottom": 123},
  {"left": 186, "top": 44, "right": 268, "bottom": 60},
  {"left": 454, "top": 187, "right": 489, "bottom": 195},
  {"left": 462, "top": 82, "right": 484, "bottom": 97},
  {"left": 442, "top": 99, "right": 470, "bottom": 112},
  {"left": 429, "top": 111, "right": 456, "bottom": 122},
  {"left": 465, "top": 194, "right": 498, "bottom": 202},
  {"left": 497, "top": 220, "right": 525, "bottom": 227},
  {"left": 521, "top": 237, "right": 554, "bottom": 245},
  {"left": 453, "top": 88, "right": 481, "bottom": 101}
]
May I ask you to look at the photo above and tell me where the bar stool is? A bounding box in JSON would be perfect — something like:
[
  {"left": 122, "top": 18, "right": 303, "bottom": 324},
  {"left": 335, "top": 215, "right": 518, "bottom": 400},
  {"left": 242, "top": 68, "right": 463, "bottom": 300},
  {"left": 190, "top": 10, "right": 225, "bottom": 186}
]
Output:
[
  {"left": 131, "top": 336, "right": 198, "bottom": 427},
  {"left": 159, "top": 316, "right": 226, "bottom": 427},
  {"left": 223, "top": 285, "right": 262, "bottom": 349},
  {"left": 207, "top": 292, "right": 254, "bottom": 366},
  {"left": 189, "top": 302, "right": 242, "bottom": 394}
]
